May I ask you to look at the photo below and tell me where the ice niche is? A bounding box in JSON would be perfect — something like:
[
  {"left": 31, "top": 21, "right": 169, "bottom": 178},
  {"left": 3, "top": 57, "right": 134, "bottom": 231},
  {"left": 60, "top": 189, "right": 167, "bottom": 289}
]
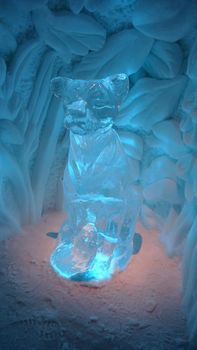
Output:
[{"left": 50, "top": 74, "right": 142, "bottom": 282}]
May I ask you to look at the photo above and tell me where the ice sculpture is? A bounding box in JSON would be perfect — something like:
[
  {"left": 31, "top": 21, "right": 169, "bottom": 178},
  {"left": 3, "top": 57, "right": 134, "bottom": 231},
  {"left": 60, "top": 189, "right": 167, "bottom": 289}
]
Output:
[{"left": 50, "top": 74, "right": 142, "bottom": 282}]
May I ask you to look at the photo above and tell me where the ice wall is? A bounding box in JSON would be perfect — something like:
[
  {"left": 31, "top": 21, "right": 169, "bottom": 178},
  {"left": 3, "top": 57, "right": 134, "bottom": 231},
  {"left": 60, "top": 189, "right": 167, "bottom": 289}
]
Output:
[{"left": 0, "top": 0, "right": 197, "bottom": 345}]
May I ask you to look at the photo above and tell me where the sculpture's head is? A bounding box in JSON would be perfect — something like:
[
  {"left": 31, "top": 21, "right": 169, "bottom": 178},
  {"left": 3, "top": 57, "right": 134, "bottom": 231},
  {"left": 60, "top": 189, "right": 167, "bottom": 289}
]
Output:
[{"left": 51, "top": 74, "right": 129, "bottom": 135}]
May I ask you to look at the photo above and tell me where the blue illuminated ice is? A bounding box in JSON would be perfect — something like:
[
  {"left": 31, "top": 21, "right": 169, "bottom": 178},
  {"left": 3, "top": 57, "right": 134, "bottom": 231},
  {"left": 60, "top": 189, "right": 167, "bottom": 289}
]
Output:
[{"left": 50, "top": 74, "right": 142, "bottom": 282}]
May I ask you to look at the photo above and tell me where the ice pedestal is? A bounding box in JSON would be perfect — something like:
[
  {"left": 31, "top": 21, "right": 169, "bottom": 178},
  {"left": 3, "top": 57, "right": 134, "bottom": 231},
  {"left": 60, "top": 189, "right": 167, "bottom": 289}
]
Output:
[{"left": 50, "top": 74, "right": 142, "bottom": 282}]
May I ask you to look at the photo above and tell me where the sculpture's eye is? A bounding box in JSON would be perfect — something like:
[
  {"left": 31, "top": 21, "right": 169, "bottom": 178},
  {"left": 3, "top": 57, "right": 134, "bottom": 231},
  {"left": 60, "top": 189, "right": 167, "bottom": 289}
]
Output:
[{"left": 88, "top": 83, "right": 109, "bottom": 108}]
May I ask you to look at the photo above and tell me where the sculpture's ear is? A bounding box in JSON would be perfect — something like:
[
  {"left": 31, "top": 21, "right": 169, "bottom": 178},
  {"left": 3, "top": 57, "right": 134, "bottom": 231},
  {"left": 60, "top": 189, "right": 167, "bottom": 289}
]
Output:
[
  {"left": 108, "top": 73, "right": 129, "bottom": 106},
  {"left": 50, "top": 77, "right": 67, "bottom": 98}
]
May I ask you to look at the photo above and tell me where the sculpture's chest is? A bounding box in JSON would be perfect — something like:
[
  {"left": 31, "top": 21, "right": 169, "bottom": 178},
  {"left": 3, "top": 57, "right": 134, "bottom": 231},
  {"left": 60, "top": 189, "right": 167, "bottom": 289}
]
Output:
[{"left": 65, "top": 129, "right": 130, "bottom": 195}]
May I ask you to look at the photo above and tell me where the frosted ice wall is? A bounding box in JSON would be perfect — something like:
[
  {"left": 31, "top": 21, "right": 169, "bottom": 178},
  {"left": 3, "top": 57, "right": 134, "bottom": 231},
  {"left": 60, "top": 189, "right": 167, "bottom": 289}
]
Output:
[{"left": 0, "top": 0, "right": 197, "bottom": 344}]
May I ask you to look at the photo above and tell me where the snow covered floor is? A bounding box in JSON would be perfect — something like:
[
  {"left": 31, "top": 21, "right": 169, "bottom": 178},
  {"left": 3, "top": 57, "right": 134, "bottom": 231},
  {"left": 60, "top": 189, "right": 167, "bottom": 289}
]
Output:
[{"left": 0, "top": 211, "right": 188, "bottom": 350}]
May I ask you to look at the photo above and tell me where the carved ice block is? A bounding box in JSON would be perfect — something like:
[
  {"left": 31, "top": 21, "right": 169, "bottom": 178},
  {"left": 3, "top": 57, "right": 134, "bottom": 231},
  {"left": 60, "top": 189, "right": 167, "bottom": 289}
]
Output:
[{"left": 50, "top": 74, "right": 142, "bottom": 282}]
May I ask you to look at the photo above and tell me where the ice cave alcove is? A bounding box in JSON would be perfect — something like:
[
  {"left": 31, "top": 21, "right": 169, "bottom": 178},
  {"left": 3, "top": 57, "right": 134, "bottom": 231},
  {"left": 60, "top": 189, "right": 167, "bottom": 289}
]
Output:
[{"left": 0, "top": 0, "right": 197, "bottom": 349}]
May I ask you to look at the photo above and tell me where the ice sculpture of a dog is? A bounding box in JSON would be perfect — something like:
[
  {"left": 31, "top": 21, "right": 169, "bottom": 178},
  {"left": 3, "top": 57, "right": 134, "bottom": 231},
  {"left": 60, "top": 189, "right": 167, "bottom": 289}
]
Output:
[{"left": 50, "top": 74, "right": 141, "bottom": 282}]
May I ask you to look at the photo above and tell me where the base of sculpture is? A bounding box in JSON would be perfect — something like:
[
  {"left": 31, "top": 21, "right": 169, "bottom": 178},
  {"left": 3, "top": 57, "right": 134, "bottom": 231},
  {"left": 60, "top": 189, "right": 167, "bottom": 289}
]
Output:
[
  {"left": 50, "top": 243, "right": 114, "bottom": 282},
  {"left": 50, "top": 230, "right": 142, "bottom": 282}
]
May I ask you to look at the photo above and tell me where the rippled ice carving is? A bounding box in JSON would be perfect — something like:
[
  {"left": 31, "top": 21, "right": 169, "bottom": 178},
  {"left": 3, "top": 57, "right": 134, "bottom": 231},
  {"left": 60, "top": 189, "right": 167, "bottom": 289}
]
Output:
[{"left": 50, "top": 74, "right": 142, "bottom": 282}]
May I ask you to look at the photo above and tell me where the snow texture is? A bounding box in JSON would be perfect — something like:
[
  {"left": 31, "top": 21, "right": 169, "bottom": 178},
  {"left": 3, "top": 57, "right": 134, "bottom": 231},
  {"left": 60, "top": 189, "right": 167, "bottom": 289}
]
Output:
[{"left": 0, "top": 0, "right": 197, "bottom": 346}]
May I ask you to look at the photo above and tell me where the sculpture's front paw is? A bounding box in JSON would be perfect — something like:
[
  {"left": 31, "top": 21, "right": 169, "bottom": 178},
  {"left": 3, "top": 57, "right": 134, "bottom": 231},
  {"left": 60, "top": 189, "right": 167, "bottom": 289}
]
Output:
[
  {"left": 50, "top": 223, "right": 116, "bottom": 281},
  {"left": 50, "top": 242, "right": 92, "bottom": 280},
  {"left": 50, "top": 240, "right": 114, "bottom": 282}
]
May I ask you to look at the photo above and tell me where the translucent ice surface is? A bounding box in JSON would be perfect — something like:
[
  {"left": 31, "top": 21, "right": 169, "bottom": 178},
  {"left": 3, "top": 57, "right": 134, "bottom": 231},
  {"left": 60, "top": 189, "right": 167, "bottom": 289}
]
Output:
[{"left": 50, "top": 74, "right": 142, "bottom": 282}]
